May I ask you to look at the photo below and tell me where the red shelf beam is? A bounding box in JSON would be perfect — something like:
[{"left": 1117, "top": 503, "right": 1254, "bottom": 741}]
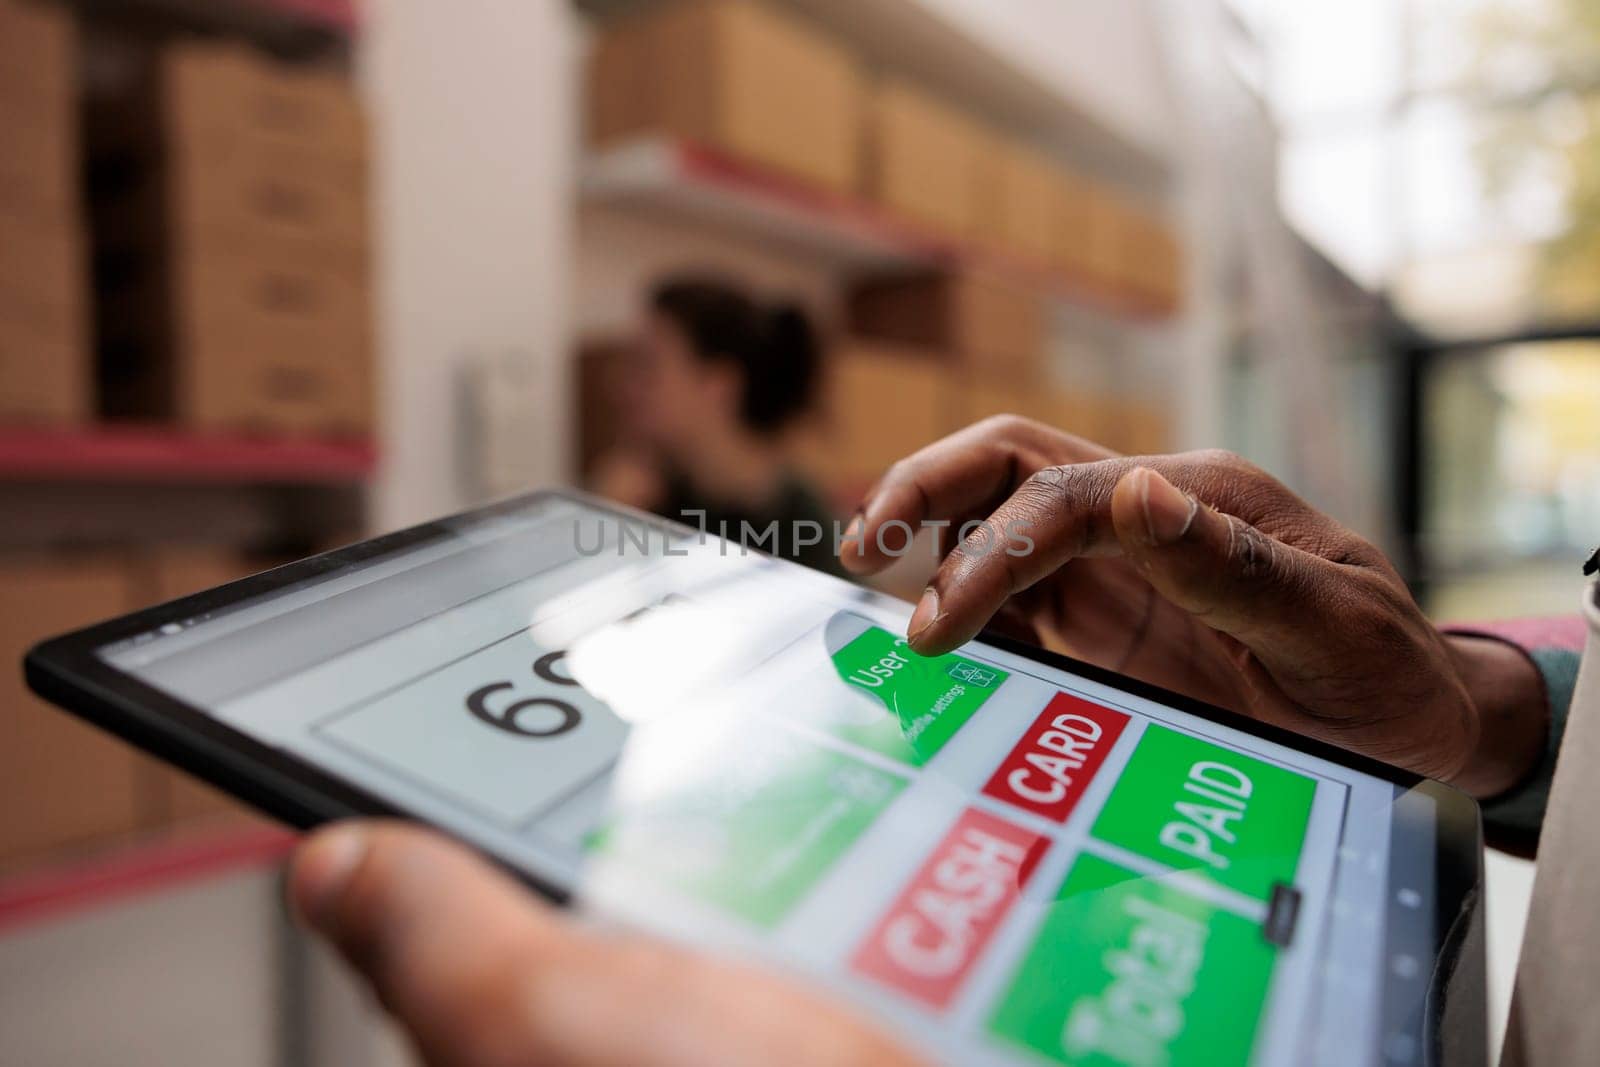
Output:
[
  {"left": 0, "top": 426, "right": 378, "bottom": 485},
  {"left": 0, "top": 825, "right": 297, "bottom": 936}
]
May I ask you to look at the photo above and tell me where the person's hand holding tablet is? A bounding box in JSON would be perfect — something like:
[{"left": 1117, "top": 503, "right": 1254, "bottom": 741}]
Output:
[
  {"left": 289, "top": 823, "right": 924, "bottom": 1067},
  {"left": 34, "top": 421, "right": 1503, "bottom": 1065}
]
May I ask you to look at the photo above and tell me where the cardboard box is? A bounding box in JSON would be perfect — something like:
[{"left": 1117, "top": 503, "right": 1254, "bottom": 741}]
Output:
[
  {"left": 1101, "top": 400, "right": 1173, "bottom": 454},
  {"left": 807, "top": 341, "right": 957, "bottom": 483},
  {"left": 88, "top": 39, "right": 374, "bottom": 435},
  {"left": 587, "top": 17, "right": 650, "bottom": 148},
  {"left": 86, "top": 37, "right": 370, "bottom": 252},
  {"left": 99, "top": 240, "right": 372, "bottom": 434},
  {"left": 0, "top": 94, "right": 76, "bottom": 219},
  {"left": 91, "top": 162, "right": 369, "bottom": 281},
  {"left": 0, "top": 310, "right": 89, "bottom": 424},
  {"left": 951, "top": 381, "right": 1105, "bottom": 443},
  {"left": 91, "top": 52, "right": 370, "bottom": 256},
  {"left": 184, "top": 328, "right": 372, "bottom": 436},
  {"left": 169, "top": 137, "right": 370, "bottom": 252},
  {"left": 866, "top": 79, "right": 982, "bottom": 236},
  {"left": 0, "top": 208, "right": 91, "bottom": 423},
  {"left": 1082, "top": 184, "right": 1135, "bottom": 290},
  {"left": 847, "top": 270, "right": 1044, "bottom": 379},
  {"left": 588, "top": 0, "right": 864, "bottom": 194},
  {"left": 1120, "top": 211, "right": 1183, "bottom": 311},
  {"left": 0, "top": 557, "right": 153, "bottom": 867},
  {"left": 1051, "top": 171, "right": 1099, "bottom": 279},
  {"left": 0, "top": 0, "right": 73, "bottom": 102},
  {"left": 973, "top": 139, "right": 1060, "bottom": 265},
  {"left": 0, "top": 0, "right": 77, "bottom": 220},
  {"left": 161, "top": 41, "right": 366, "bottom": 162},
  {"left": 179, "top": 249, "right": 372, "bottom": 434},
  {"left": 0, "top": 207, "right": 87, "bottom": 335},
  {"left": 1151, "top": 224, "right": 1184, "bottom": 310}
]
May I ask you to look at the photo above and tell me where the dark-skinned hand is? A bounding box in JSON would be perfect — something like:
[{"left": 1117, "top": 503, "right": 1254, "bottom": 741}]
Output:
[{"left": 840, "top": 416, "right": 1546, "bottom": 797}]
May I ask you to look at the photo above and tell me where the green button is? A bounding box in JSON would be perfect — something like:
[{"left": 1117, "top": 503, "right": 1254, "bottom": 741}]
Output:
[
  {"left": 825, "top": 617, "right": 1008, "bottom": 765},
  {"left": 989, "top": 853, "right": 1276, "bottom": 1067},
  {"left": 588, "top": 730, "right": 905, "bottom": 928},
  {"left": 1090, "top": 725, "right": 1315, "bottom": 901}
]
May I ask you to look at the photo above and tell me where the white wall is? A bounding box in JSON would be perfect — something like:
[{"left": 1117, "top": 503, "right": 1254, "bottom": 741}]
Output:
[
  {"left": 361, "top": 0, "right": 581, "bottom": 530},
  {"left": 912, "top": 0, "right": 1180, "bottom": 161},
  {"left": 0, "top": 870, "right": 283, "bottom": 1067}
]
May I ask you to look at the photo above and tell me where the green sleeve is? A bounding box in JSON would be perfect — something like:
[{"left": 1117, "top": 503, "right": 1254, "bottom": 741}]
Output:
[{"left": 1480, "top": 647, "right": 1583, "bottom": 851}]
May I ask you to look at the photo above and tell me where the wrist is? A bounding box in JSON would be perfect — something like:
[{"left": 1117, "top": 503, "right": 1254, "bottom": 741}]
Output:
[{"left": 1444, "top": 633, "right": 1549, "bottom": 798}]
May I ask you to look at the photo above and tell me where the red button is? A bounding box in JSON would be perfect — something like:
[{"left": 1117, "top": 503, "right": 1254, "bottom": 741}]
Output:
[
  {"left": 850, "top": 807, "right": 1045, "bottom": 1009},
  {"left": 981, "top": 692, "right": 1129, "bottom": 823}
]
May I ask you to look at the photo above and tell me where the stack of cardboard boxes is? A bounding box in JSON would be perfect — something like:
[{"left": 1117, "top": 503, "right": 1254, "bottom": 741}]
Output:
[
  {"left": 0, "top": 23, "right": 367, "bottom": 874},
  {"left": 588, "top": 0, "right": 864, "bottom": 196},
  {"left": 860, "top": 76, "right": 1182, "bottom": 313},
  {"left": 866, "top": 78, "right": 985, "bottom": 236},
  {"left": 0, "top": 557, "right": 147, "bottom": 866},
  {"left": 806, "top": 269, "right": 1171, "bottom": 500},
  {"left": 973, "top": 137, "right": 1067, "bottom": 269},
  {"left": 585, "top": 0, "right": 1186, "bottom": 311},
  {"left": 0, "top": 0, "right": 90, "bottom": 424},
  {"left": 90, "top": 40, "right": 373, "bottom": 436},
  {"left": 0, "top": 549, "right": 259, "bottom": 871}
]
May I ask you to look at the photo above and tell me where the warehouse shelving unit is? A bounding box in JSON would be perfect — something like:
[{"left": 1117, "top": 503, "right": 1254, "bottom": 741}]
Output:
[
  {"left": 573, "top": 0, "right": 1172, "bottom": 200},
  {"left": 0, "top": 4, "right": 381, "bottom": 1061},
  {"left": 582, "top": 136, "right": 1177, "bottom": 321},
  {"left": 0, "top": 0, "right": 375, "bottom": 935}
]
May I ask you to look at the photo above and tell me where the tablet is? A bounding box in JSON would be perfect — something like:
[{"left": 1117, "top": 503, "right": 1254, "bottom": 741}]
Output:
[{"left": 25, "top": 489, "right": 1484, "bottom": 1067}]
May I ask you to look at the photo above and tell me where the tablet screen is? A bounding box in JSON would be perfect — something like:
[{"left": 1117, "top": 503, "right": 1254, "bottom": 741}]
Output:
[{"left": 95, "top": 494, "right": 1464, "bottom": 1067}]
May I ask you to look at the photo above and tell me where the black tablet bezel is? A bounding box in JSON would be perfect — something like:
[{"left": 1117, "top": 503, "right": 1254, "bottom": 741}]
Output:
[{"left": 23, "top": 486, "right": 1485, "bottom": 1060}]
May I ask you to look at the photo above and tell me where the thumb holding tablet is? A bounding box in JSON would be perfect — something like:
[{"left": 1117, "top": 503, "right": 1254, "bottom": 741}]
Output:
[{"left": 288, "top": 822, "right": 925, "bottom": 1067}]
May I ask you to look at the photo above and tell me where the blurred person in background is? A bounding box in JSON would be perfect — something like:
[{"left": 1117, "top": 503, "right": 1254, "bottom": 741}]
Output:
[{"left": 591, "top": 277, "right": 843, "bottom": 575}]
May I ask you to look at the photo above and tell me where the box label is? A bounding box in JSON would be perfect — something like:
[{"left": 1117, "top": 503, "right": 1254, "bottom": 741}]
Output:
[
  {"left": 982, "top": 693, "right": 1129, "bottom": 823},
  {"left": 826, "top": 621, "right": 1008, "bottom": 765},
  {"left": 851, "top": 807, "right": 1045, "bottom": 1008},
  {"left": 1090, "top": 726, "right": 1315, "bottom": 901},
  {"left": 989, "top": 853, "right": 1276, "bottom": 1067}
]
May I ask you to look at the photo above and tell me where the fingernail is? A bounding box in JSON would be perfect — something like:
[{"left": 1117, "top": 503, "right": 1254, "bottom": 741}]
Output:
[
  {"left": 908, "top": 587, "right": 940, "bottom": 641},
  {"left": 292, "top": 825, "right": 369, "bottom": 928},
  {"left": 842, "top": 510, "right": 864, "bottom": 546},
  {"left": 1139, "top": 468, "right": 1197, "bottom": 546}
]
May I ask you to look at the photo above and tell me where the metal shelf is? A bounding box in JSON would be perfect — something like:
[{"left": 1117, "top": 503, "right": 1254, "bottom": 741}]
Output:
[
  {"left": 0, "top": 425, "right": 377, "bottom": 485},
  {"left": 582, "top": 137, "right": 1175, "bottom": 321}
]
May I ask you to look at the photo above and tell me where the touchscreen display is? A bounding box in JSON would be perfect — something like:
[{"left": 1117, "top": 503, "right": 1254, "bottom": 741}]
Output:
[{"left": 98, "top": 496, "right": 1433, "bottom": 1067}]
